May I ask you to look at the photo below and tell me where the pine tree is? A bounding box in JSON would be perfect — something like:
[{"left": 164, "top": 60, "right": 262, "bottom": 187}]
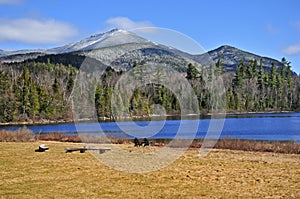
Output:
[
  {"left": 269, "top": 63, "right": 278, "bottom": 109},
  {"left": 276, "top": 72, "right": 284, "bottom": 109},
  {"left": 233, "top": 61, "right": 246, "bottom": 91},
  {"left": 280, "top": 57, "right": 290, "bottom": 79},
  {"left": 256, "top": 59, "right": 266, "bottom": 109},
  {"left": 186, "top": 63, "right": 199, "bottom": 80},
  {"left": 270, "top": 63, "right": 277, "bottom": 88},
  {"left": 37, "top": 85, "right": 50, "bottom": 117},
  {"left": 52, "top": 78, "right": 60, "bottom": 95},
  {"left": 226, "top": 89, "right": 234, "bottom": 110},
  {"left": 95, "top": 85, "right": 102, "bottom": 118},
  {"left": 216, "top": 57, "right": 225, "bottom": 75},
  {"left": 17, "top": 68, "right": 31, "bottom": 118},
  {"left": 66, "top": 75, "right": 74, "bottom": 95},
  {"left": 28, "top": 81, "right": 40, "bottom": 118},
  {"left": 0, "top": 71, "right": 16, "bottom": 122},
  {"left": 246, "top": 60, "right": 256, "bottom": 79},
  {"left": 257, "top": 60, "right": 265, "bottom": 91},
  {"left": 285, "top": 64, "right": 294, "bottom": 109}
]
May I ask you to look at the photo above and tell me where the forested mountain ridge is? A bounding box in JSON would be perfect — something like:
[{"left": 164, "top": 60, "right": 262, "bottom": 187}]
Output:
[
  {"left": 205, "top": 45, "right": 285, "bottom": 72},
  {"left": 0, "top": 55, "right": 299, "bottom": 123},
  {"left": 0, "top": 29, "right": 296, "bottom": 74},
  {"left": 0, "top": 29, "right": 299, "bottom": 123}
]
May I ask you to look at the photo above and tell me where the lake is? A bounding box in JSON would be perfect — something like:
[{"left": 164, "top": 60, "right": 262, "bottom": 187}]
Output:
[{"left": 1, "top": 112, "right": 299, "bottom": 141}]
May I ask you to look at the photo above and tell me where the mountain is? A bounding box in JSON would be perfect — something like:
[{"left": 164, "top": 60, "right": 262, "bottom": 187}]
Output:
[
  {"left": 0, "top": 29, "right": 288, "bottom": 73},
  {"left": 46, "top": 29, "right": 150, "bottom": 54},
  {"left": 205, "top": 45, "right": 283, "bottom": 71},
  {"left": 79, "top": 43, "right": 193, "bottom": 71},
  {"left": 0, "top": 52, "right": 45, "bottom": 63},
  {"left": 0, "top": 49, "right": 44, "bottom": 56}
]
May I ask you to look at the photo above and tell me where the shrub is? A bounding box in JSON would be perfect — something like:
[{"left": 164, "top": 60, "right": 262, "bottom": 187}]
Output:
[
  {"left": 0, "top": 126, "right": 35, "bottom": 142},
  {"left": 214, "top": 138, "right": 300, "bottom": 154}
]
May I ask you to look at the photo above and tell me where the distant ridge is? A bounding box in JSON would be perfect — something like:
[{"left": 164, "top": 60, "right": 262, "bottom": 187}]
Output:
[
  {"left": 205, "top": 45, "right": 283, "bottom": 71},
  {"left": 0, "top": 29, "right": 290, "bottom": 73}
]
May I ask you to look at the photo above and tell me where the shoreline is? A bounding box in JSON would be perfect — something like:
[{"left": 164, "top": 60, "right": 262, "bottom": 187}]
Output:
[
  {"left": 0, "top": 110, "right": 297, "bottom": 126},
  {"left": 0, "top": 136, "right": 299, "bottom": 155},
  {"left": 1, "top": 127, "right": 299, "bottom": 154}
]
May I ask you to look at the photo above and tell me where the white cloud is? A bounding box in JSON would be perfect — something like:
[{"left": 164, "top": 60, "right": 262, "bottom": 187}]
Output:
[
  {"left": 283, "top": 43, "right": 300, "bottom": 55},
  {"left": 105, "top": 17, "right": 155, "bottom": 32},
  {"left": 0, "top": 18, "right": 78, "bottom": 45},
  {"left": 0, "top": 0, "right": 22, "bottom": 5}
]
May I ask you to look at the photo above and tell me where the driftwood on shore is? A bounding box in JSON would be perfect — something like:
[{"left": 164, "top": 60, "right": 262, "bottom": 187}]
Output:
[{"left": 65, "top": 147, "right": 111, "bottom": 154}]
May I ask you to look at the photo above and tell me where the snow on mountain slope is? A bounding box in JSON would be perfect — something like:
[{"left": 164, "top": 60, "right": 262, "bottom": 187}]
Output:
[
  {"left": 0, "top": 49, "right": 44, "bottom": 57},
  {"left": 0, "top": 29, "right": 289, "bottom": 74},
  {"left": 203, "top": 45, "right": 283, "bottom": 71},
  {"left": 81, "top": 42, "right": 155, "bottom": 65},
  {"left": 47, "top": 29, "right": 150, "bottom": 54}
]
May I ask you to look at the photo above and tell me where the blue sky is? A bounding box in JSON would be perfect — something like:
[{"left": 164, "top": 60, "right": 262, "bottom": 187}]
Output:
[{"left": 0, "top": 0, "right": 300, "bottom": 73}]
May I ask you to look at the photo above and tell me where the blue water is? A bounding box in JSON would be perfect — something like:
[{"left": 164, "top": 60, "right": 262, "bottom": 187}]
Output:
[{"left": 1, "top": 113, "right": 299, "bottom": 141}]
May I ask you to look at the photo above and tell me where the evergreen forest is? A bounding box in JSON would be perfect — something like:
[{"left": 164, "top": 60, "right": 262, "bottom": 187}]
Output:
[{"left": 0, "top": 57, "right": 299, "bottom": 123}]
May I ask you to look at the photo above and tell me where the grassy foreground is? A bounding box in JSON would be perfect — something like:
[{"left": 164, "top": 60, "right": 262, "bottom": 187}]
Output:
[{"left": 0, "top": 142, "right": 299, "bottom": 198}]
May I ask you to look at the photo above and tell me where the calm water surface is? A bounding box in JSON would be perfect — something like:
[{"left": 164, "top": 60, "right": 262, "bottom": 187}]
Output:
[{"left": 1, "top": 113, "right": 299, "bottom": 141}]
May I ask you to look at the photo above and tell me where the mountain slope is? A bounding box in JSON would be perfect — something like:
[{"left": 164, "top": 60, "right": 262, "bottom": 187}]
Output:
[
  {"left": 79, "top": 42, "right": 193, "bottom": 71},
  {"left": 46, "top": 29, "right": 150, "bottom": 54},
  {"left": 0, "top": 52, "right": 44, "bottom": 63},
  {"left": 204, "top": 45, "right": 283, "bottom": 71},
  {"left": 0, "top": 29, "right": 290, "bottom": 73}
]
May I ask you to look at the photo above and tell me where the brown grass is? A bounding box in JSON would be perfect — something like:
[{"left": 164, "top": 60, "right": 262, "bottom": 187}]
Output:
[
  {"left": 214, "top": 137, "right": 300, "bottom": 154},
  {"left": 36, "top": 132, "right": 82, "bottom": 142},
  {"left": 0, "top": 142, "right": 299, "bottom": 198},
  {"left": 36, "top": 133, "right": 131, "bottom": 144},
  {"left": 1, "top": 129, "right": 299, "bottom": 154},
  {"left": 0, "top": 127, "right": 35, "bottom": 142},
  {"left": 147, "top": 138, "right": 300, "bottom": 154}
]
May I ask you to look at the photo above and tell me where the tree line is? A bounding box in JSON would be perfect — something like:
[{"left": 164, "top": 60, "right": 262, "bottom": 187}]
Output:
[
  {"left": 227, "top": 58, "right": 299, "bottom": 111},
  {"left": 0, "top": 61, "right": 76, "bottom": 122},
  {"left": 0, "top": 57, "right": 299, "bottom": 123}
]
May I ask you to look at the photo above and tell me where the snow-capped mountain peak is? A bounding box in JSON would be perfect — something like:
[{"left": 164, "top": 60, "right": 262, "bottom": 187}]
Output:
[{"left": 47, "top": 29, "right": 150, "bottom": 54}]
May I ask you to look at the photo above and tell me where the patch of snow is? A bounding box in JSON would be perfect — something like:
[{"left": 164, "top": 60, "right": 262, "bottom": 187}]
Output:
[
  {"left": 47, "top": 29, "right": 150, "bottom": 54},
  {"left": 0, "top": 49, "right": 45, "bottom": 56}
]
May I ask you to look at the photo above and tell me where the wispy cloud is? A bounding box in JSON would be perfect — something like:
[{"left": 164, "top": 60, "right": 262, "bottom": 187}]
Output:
[
  {"left": 0, "top": 18, "right": 78, "bottom": 45},
  {"left": 266, "top": 24, "right": 279, "bottom": 34},
  {"left": 282, "top": 22, "right": 300, "bottom": 55},
  {"left": 283, "top": 43, "right": 300, "bottom": 55},
  {"left": 105, "top": 17, "right": 156, "bottom": 32},
  {"left": 0, "top": 0, "right": 22, "bottom": 5}
]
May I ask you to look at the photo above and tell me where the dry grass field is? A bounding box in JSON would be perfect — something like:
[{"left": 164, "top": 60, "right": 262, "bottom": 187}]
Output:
[{"left": 0, "top": 141, "right": 299, "bottom": 198}]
